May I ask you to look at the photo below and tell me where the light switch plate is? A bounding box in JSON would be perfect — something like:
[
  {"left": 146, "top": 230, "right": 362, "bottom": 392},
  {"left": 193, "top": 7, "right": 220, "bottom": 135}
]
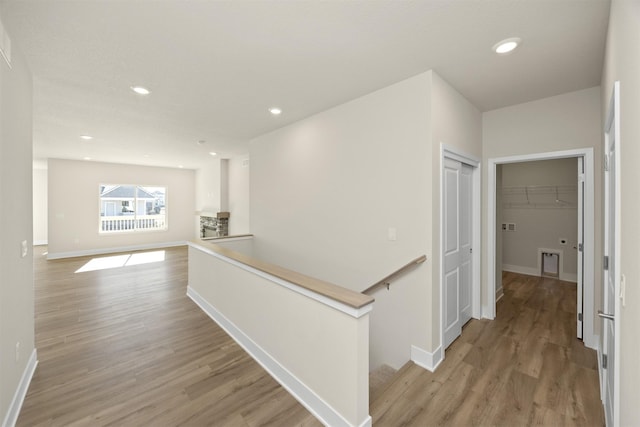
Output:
[
  {"left": 388, "top": 227, "right": 397, "bottom": 241},
  {"left": 21, "top": 240, "right": 28, "bottom": 258}
]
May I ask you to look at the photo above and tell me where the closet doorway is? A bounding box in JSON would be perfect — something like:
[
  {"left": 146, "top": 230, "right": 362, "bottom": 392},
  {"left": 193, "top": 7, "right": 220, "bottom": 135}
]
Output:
[{"left": 487, "top": 148, "right": 595, "bottom": 348}]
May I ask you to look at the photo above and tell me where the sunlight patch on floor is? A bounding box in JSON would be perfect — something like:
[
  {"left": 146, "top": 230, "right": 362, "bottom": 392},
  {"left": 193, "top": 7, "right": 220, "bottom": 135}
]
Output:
[{"left": 75, "top": 251, "right": 166, "bottom": 273}]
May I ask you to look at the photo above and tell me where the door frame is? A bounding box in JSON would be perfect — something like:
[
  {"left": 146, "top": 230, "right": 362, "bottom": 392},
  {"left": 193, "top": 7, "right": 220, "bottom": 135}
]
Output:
[
  {"left": 487, "top": 148, "right": 596, "bottom": 348},
  {"left": 440, "top": 144, "right": 481, "bottom": 356},
  {"left": 601, "top": 80, "right": 620, "bottom": 426}
]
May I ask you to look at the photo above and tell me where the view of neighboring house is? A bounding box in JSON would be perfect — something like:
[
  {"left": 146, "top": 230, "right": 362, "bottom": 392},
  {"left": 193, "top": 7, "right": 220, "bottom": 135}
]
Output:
[{"left": 99, "top": 185, "right": 166, "bottom": 232}]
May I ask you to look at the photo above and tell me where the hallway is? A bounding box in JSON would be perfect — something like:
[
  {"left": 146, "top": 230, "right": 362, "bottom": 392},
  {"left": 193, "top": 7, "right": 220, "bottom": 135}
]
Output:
[
  {"left": 371, "top": 271, "right": 604, "bottom": 426},
  {"left": 17, "top": 246, "right": 320, "bottom": 426},
  {"left": 17, "top": 245, "right": 604, "bottom": 426}
]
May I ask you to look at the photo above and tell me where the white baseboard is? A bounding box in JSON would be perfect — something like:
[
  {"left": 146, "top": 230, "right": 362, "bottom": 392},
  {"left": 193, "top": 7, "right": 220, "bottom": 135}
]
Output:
[
  {"left": 32, "top": 240, "right": 47, "bottom": 246},
  {"left": 502, "top": 264, "right": 539, "bottom": 277},
  {"left": 187, "top": 286, "right": 368, "bottom": 427},
  {"left": 2, "top": 349, "right": 37, "bottom": 427},
  {"left": 502, "top": 263, "right": 577, "bottom": 283},
  {"left": 47, "top": 241, "right": 187, "bottom": 260},
  {"left": 496, "top": 286, "right": 504, "bottom": 302},
  {"left": 561, "top": 272, "right": 578, "bottom": 283},
  {"left": 411, "top": 345, "right": 442, "bottom": 372}
]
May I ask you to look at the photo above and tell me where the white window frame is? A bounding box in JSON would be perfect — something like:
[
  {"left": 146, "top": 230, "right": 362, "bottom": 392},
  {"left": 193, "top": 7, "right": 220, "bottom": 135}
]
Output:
[{"left": 99, "top": 184, "right": 168, "bottom": 234}]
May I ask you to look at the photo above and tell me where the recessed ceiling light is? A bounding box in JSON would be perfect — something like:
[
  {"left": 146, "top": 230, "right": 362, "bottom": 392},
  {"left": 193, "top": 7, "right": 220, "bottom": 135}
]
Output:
[
  {"left": 178, "top": 165, "right": 184, "bottom": 168},
  {"left": 209, "top": 152, "right": 217, "bottom": 156},
  {"left": 493, "top": 37, "right": 521, "bottom": 55},
  {"left": 83, "top": 157, "right": 92, "bottom": 161},
  {"left": 269, "top": 107, "right": 282, "bottom": 115},
  {"left": 131, "top": 86, "right": 151, "bottom": 95},
  {"left": 80, "top": 135, "right": 93, "bottom": 140}
]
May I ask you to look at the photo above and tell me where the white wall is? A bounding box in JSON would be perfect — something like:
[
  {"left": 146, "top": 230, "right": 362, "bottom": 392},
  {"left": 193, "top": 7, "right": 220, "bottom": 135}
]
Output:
[
  {"left": 194, "top": 157, "right": 221, "bottom": 236},
  {"left": 188, "top": 244, "right": 371, "bottom": 427},
  {"left": 501, "top": 158, "right": 578, "bottom": 281},
  {"left": 194, "top": 158, "right": 221, "bottom": 214},
  {"left": 48, "top": 159, "right": 195, "bottom": 258},
  {"left": 228, "top": 155, "right": 250, "bottom": 235},
  {"left": 251, "top": 72, "right": 432, "bottom": 370},
  {"left": 601, "top": 0, "right": 640, "bottom": 424},
  {"left": 0, "top": 27, "right": 35, "bottom": 426},
  {"left": 482, "top": 86, "right": 602, "bottom": 327},
  {"left": 430, "top": 72, "right": 483, "bottom": 347},
  {"left": 250, "top": 70, "right": 482, "bottom": 370},
  {"left": 194, "top": 155, "right": 250, "bottom": 237},
  {"left": 33, "top": 166, "right": 48, "bottom": 245}
]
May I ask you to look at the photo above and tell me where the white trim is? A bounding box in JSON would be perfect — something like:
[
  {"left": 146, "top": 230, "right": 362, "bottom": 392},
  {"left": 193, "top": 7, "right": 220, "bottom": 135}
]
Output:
[
  {"left": 502, "top": 262, "right": 578, "bottom": 284},
  {"left": 597, "top": 337, "right": 605, "bottom": 401},
  {"left": 189, "top": 242, "right": 372, "bottom": 319},
  {"left": 602, "top": 80, "right": 621, "bottom": 427},
  {"left": 502, "top": 263, "right": 539, "bottom": 277},
  {"left": 32, "top": 240, "right": 48, "bottom": 246},
  {"left": 187, "top": 287, "right": 369, "bottom": 427},
  {"left": 487, "top": 148, "right": 596, "bottom": 347},
  {"left": 2, "top": 349, "right": 37, "bottom": 427},
  {"left": 46, "top": 241, "right": 187, "bottom": 260},
  {"left": 440, "top": 144, "right": 482, "bottom": 360},
  {"left": 410, "top": 345, "right": 443, "bottom": 372},
  {"left": 441, "top": 145, "right": 481, "bottom": 165},
  {"left": 200, "top": 235, "right": 253, "bottom": 243},
  {"left": 612, "top": 82, "right": 621, "bottom": 427}
]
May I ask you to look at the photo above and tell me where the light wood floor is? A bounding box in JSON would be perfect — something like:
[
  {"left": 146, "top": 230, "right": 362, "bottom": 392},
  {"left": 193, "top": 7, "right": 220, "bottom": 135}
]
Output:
[
  {"left": 371, "top": 271, "right": 605, "bottom": 426},
  {"left": 20, "top": 247, "right": 605, "bottom": 426},
  {"left": 18, "top": 246, "right": 321, "bottom": 427}
]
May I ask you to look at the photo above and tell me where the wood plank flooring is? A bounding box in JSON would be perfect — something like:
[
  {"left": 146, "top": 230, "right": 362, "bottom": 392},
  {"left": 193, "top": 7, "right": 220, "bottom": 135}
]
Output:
[
  {"left": 371, "top": 272, "right": 605, "bottom": 426},
  {"left": 17, "top": 246, "right": 320, "bottom": 427},
  {"left": 19, "top": 247, "right": 605, "bottom": 426}
]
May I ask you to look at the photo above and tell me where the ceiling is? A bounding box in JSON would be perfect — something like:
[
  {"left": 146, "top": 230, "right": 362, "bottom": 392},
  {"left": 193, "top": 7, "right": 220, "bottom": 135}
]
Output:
[{"left": 0, "top": 0, "right": 610, "bottom": 170}]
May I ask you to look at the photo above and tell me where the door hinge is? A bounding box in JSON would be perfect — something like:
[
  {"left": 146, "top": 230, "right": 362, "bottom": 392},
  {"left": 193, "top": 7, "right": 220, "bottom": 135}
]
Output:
[
  {"left": 578, "top": 312, "right": 583, "bottom": 322},
  {"left": 602, "top": 354, "right": 608, "bottom": 369},
  {"left": 578, "top": 173, "right": 585, "bottom": 183},
  {"left": 604, "top": 154, "right": 609, "bottom": 172},
  {"left": 470, "top": 247, "right": 473, "bottom": 254},
  {"left": 578, "top": 243, "right": 583, "bottom": 252},
  {"left": 604, "top": 256, "right": 609, "bottom": 270}
]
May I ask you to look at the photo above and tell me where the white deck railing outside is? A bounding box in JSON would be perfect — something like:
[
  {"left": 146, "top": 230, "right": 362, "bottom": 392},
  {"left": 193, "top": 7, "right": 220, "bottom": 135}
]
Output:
[{"left": 100, "top": 215, "right": 166, "bottom": 232}]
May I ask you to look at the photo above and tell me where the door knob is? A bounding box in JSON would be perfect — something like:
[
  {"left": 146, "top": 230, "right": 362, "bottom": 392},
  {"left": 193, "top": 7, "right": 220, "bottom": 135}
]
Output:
[{"left": 597, "top": 310, "right": 615, "bottom": 321}]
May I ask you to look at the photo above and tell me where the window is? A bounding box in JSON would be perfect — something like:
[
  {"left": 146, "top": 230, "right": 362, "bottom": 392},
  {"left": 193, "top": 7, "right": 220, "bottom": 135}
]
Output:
[{"left": 99, "top": 185, "right": 167, "bottom": 233}]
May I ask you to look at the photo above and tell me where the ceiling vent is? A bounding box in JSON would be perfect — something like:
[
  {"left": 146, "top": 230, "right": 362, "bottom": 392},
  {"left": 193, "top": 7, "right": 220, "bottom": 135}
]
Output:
[{"left": 0, "top": 18, "right": 11, "bottom": 68}]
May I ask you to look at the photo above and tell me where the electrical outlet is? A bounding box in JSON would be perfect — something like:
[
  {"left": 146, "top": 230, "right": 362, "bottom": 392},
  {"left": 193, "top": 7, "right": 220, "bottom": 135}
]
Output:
[{"left": 21, "top": 240, "right": 28, "bottom": 257}]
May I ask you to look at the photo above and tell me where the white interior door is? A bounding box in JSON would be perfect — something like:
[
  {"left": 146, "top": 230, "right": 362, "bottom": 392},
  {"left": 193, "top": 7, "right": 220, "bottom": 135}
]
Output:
[
  {"left": 443, "top": 158, "right": 472, "bottom": 349},
  {"left": 601, "top": 81, "right": 620, "bottom": 427}
]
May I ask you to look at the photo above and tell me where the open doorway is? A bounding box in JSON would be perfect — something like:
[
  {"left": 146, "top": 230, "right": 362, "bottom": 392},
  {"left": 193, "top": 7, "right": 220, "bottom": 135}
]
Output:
[{"left": 487, "top": 148, "right": 596, "bottom": 349}]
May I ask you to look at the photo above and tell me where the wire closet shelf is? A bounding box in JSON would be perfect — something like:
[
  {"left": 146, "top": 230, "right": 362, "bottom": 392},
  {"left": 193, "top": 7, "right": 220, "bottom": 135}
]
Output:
[{"left": 501, "top": 185, "right": 578, "bottom": 210}]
